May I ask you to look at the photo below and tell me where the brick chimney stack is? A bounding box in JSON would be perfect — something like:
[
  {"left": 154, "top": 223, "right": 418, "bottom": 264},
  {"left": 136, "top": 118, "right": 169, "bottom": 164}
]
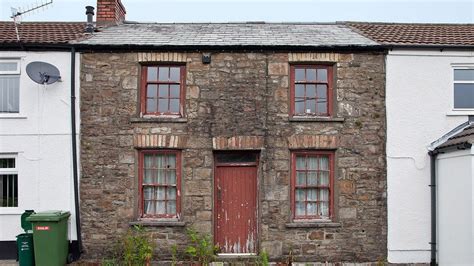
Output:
[{"left": 96, "top": 0, "right": 126, "bottom": 26}]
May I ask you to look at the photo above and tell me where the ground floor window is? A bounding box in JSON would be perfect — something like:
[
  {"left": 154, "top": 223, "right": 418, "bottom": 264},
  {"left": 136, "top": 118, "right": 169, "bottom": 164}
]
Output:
[
  {"left": 139, "top": 150, "right": 181, "bottom": 218},
  {"left": 0, "top": 155, "right": 18, "bottom": 207},
  {"left": 291, "top": 151, "right": 334, "bottom": 220}
]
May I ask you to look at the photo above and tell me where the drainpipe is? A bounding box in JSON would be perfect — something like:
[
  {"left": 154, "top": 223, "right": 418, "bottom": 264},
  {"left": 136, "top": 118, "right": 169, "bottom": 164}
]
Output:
[
  {"left": 428, "top": 150, "right": 437, "bottom": 266},
  {"left": 70, "top": 46, "right": 83, "bottom": 259}
]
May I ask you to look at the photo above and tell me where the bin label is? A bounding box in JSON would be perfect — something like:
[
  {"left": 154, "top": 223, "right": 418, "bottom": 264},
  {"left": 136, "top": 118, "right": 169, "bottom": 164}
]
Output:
[{"left": 36, "top": 226, "right": 50, "bottom": 231}]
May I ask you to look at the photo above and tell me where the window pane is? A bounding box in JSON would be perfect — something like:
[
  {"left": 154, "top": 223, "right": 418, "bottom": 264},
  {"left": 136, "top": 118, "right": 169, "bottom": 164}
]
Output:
[
  {"left": 157, "top": 170, "right": 166, "bottom": 184},
  {"left": 158, "top": 85, "right": 169, "bottom": 98},
  {"left": 317, "top": 69, "right": 328, "bottom": 82},
  {"left": 317, "top": 100, "right": 327, "bottom": 114},
  {"left": 170, "top": 85, "right": 180, "bottom": 98},
  {"left": 319, "top": 189, "right": 329, "bottom": 201},
  {"left": 167, "top": 155, "right": 176, "bottom": 168},
  {"left": 319, "top": 156, "right": 329, "bottom": 170},
  {"left": 295, "top": 84, "right": 304, "bottom": 97},
  {"left": 307, "top": 172, "right": 317, "bottom": 185},
  {"left": 316, "top": 84, "right": 327, "bottom": 99},
  {"left": 306, "top": 69, "right": 316, "bottom": 81},
  {"left": 307, "top": 157, "right": 317, "bottom": 170},
  {"left": 156, "top": 155, "right": 165, "bottom": 168},
  {"left": 295, "top": 100, "right": 304, "bottom": 114},
  {"left": 156, "top": 201, "right": 166, "bottom": 214},
  {"left": 0, "top": 158, "right": 15, "bottom": 168},
  {"left": 296, "top": 156, "right": 305, "bottom": 170},
  {"left": 306, "top": 85, "right": 316, "bottom": 98},
  {"left": 0, "top": 76, "right": 20, "bottom": 113},
  {"left": 144, "top": 170, "right": 153, "bottom": 184},
  {"left": 306, "top": 100, "right": 316, "bottom": 114},
  {"left": 215, "top": 153, "right": 258, "bottom": 163},
  {"left": 169, "top": 99, "right": 180, "bottom": 113},
  {"left": 167, "top": 170, "right": 176, "bottom": 184},
  {"left": 158, "top": 99, "right": 169, "bottom": 112},
  {"left": 1, "top": 174, "right": 18, "bottom": 207},
  {"left": 143, "top": 187, "right": 153, "bottom": 200},
  {"left": 307, "top": 202, "right": 317, "bottom": 215},
  {"left": 454, "top": 84, "right": 474, "bottom": 108},
  {"left": 454, "top": 69, "right": 474, "bottom": 81},
  {"left": 170, "top": 67, "right": 180, "bottom": 82},
  {"left": 147, "top": 84, "right": 157, "bottom": 98},
  {"left": 296, "top": 172, "right": 306, "bottom": 186},
  {"left": 156, "top": 187, "right": 166, "bottom": 200},
  {"left": 167, "top": 187, "right": 176, "bottom": 200},
  {"left": 295, "top": 68, "right": 305, "bottom": 81},
  {"left": 167, "top": 200, "right": 176, "bottom": 214},
  {"left": 319, "top": 202, "right": 329, "bottom": 217},
  {"left": 158, "top": 67, "right": 169, "bottom": 81},
  {"left": 319, "top": 171, "right": 329, "bottom": 186},
  {"left": 295, "top": 189, "right": 305, "bottom": 201},
  {"left": 307, "top": 189, "right": 317, "bottom": 201},
  {"left": 144, "top": 200, "right": 154, "bottom": 214},
  {"left": 0, "top": 62, "right": 18, "bottom": 72},
  {"left": 146, "top": 99, "right": 157, "bottom": 113},
  {"left": 295, "top": 202, "right": 305, "bottom": 216},
  {"left": 147, "top": 67, "right": 158, "bottom": 81}
]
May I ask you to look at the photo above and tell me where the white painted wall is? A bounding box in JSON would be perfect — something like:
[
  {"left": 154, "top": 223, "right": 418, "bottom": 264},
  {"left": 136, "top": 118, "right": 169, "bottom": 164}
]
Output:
[
  {"left": 386, "top": 49, "right": 474, "bottom": 263},
  {"left": 0, "top": 51, "right": 80, "bottom": 241},
  {"left": 437, "top": 148, "right": 473, "bottom": 265}
]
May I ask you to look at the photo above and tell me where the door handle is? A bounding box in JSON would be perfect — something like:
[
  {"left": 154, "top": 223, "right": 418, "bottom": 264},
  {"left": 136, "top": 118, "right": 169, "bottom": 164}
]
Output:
[{"left": 217, "top": 187, "right": 222, "bottom": 201}]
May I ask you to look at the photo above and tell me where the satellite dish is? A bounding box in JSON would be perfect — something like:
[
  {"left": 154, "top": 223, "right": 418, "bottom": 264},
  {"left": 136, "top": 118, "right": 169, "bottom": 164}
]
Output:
[{"left": 26, "top": 61, "right": 61, "bottom": 85}]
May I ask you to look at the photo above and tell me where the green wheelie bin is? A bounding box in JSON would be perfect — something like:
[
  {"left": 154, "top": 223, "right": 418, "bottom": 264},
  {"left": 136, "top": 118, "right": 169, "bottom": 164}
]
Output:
[
  {"left": 17, "top": 210, "right": 35, "bottom": 266},
  {"left": 26, "top": 211, "right": 71, "bottom": 266}
]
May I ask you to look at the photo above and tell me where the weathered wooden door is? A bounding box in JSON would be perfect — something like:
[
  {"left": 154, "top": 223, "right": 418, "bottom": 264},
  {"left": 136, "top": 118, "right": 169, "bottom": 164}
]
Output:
[{"left": 214, "top": 153, "right": 258, "bottom": 254}]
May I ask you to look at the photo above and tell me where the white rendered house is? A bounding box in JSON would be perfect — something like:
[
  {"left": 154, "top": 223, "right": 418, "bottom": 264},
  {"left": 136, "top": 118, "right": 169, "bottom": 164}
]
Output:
[
  {"left": 349, "top": 23, "right": 474, "bottom": 264},
  {"left": 0, "top": 22, "right": 84, "bottom": 260}
]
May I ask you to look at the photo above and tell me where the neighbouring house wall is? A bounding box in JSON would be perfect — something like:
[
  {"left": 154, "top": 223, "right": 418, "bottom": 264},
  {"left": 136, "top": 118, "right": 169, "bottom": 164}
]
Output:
[
  {"left": 386, "top": 49, "right": 474, "bottom": 263},
  {"left": 436, "top": 148, "right": 473, "bottom": 265},
  {"left": 80, "top": 51, "right": 386, "bottom": 262},
  {"left": 0, "top": 52, "right": 80, "bottom": 246}
]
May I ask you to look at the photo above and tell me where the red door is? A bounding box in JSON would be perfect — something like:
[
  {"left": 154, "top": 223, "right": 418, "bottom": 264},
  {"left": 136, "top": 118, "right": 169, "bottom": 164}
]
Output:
[{"left": 214, "top": 154, "right": 258, "bottom": 254}]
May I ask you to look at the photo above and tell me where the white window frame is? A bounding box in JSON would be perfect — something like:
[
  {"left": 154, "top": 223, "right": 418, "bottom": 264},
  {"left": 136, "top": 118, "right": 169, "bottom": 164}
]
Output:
[
  {"left": 0, "top": 154, "right": 18, "bottom": 209},
  {"left": 448, "top": 64, "right": 474, "bottom": 116},
  {"left": 0, "top": 59, "right": 22, "bottom": 117},
  {"left": 0, "top": 60, "right": 21, "bottom": 75}
]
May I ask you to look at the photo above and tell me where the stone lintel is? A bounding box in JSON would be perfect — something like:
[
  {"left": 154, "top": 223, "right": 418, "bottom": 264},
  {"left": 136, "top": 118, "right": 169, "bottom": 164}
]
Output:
[{"left": 212, "top": 136, "right": 264, "bottom": 150}]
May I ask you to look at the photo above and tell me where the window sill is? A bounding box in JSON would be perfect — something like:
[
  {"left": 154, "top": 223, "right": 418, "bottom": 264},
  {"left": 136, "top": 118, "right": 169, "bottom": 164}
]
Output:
[
  {"left": 285, "top": 221, "right": 341, "bottom": 228},
  {"left": 0, "top": 208, "right": 23, "bottom": 215},
  {"left": 0, "top": 114, "right": 27, "bottom": 119},
  {"left": 289, "top": 117, "right": 344, "bottom": 122},
  {"left": 446, "top": 110, "right": 474, "bottom": 116},
  {"left": 130, "top": 117, "right": 188, "bottom": 123},
  {"left": 129, "top": 220, "right": 186, "bottom": 227}
]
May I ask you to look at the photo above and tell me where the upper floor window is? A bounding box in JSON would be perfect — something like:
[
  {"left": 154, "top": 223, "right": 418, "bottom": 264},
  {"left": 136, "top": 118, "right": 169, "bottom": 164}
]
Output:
[
  {"left": 0, "top": 60, "right": 20, "bottom": 113},
  {"left": 291, "top": 151, "right": 334, "bottom": 220},
  {"left": 290, "top": 65, "right": 333, "bottom": 117},
  {"left": 0, "top": 154, "right": 18, "bottom": 207},
  {"left": 139, "top": 150, "right": 181, "bottom": 219},
  {"left": 454, "top": 68, "right": 474, "bottom": 109},
  {"left": 141, "top": 65, "right": 185, "bottom": 116}
]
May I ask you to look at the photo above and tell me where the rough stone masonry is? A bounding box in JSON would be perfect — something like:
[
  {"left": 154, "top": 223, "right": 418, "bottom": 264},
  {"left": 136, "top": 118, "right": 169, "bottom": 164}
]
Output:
[{"left": 80, "top": 51, "right": 387, "bottom": 262}]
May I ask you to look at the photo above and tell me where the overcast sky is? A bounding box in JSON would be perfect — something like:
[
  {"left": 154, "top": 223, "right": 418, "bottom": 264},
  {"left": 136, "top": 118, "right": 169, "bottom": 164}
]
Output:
[{"left": 0, "top": 0, "right": 473, "bottom": 23}]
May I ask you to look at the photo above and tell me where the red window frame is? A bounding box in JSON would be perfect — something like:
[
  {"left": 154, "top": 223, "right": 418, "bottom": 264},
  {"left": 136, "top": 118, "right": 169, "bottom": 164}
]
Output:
[
  {"left": 140, "top": 65, "right": 186, "bottom": 116},
  {"left": 291, "top": 151, "right": 334, "bottom": 220},
  {"left": 290, "top": 65, "right": 333, "bottom": 117},
  {"left": 138, "top": 150, "right": 181, "bottom": 219}
]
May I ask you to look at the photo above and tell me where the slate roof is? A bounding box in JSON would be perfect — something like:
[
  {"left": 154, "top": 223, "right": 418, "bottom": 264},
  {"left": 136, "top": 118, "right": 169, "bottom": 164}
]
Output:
[
  {"left": 0, "top": 21, "right": 86, "bottom": 44},
  {"left": 76, "top": 22, "right": 379, "bottom": 47},
  {"left": 434, "top": 123, "right": 474, "bottom": 151},
  {"left": 348, "top": 22, "right": 474, "bottom": 47}
]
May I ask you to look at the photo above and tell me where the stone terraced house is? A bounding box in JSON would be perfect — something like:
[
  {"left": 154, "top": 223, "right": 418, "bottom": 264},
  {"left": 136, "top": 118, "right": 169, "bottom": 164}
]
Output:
[{"left": 76, "top": 0, "right": 387, "bottom": 262}]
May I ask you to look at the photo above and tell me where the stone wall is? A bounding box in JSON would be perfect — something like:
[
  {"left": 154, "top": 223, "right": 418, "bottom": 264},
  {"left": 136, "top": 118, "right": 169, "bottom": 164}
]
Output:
[{"left": 80, "top": 51, "right": 386, "bottom": 262}]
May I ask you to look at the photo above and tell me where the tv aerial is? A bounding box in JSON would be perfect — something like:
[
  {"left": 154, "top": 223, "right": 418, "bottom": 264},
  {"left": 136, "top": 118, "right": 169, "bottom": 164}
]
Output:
[
  {"left": 26, "top": 62, "right": 62, "bottom": 85},
  {"left": 10, "top": 1, "right": 54, "bottom": 41}
]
